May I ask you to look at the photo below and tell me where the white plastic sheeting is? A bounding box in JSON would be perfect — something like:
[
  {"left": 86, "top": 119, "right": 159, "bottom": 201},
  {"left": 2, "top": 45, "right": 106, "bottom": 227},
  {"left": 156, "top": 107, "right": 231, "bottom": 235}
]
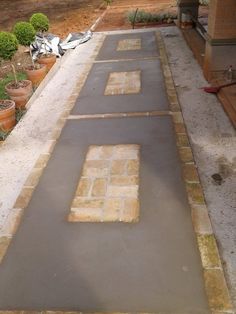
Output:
[{"left": 31, "top": 31, "right": 93, "bottom": 59}]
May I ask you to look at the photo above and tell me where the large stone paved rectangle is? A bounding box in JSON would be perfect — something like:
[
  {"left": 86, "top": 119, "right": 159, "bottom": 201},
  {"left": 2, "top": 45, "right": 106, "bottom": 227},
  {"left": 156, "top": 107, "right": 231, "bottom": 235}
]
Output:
[
  {"left": 0, "top": 117, "right": 209, "bottom": 313},
  {"left": 71, "top": 59, "right": 169, "bottom": 115},
  {"left": 96, "top": 32, "right": 159, "bottom": 60}
]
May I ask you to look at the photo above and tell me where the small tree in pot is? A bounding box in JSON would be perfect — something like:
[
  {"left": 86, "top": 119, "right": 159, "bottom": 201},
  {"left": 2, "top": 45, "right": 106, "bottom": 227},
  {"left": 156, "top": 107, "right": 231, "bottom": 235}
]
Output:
[
  {"left": 13, "top": 21, "right": 47, "bottom": 89},
  {"left": 0, "top": 32, "right": 18, "bottom": 86},
  {"left": 0, "top": 32, "right": 17, "bottom": 131},
  {"left": 13, "top": 21, "right": 36, "bottom": 67},
  {"left": 30, "top": 13, "right": 56, "bottom": 72}
]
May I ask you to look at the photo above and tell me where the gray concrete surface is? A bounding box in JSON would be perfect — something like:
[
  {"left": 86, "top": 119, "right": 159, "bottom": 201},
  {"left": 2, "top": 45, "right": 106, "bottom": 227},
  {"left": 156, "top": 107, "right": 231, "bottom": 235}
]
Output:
[
  {"left": 96, "top": 31, "right": 159, "bottom": 60},
  {"left": 72, "top": 59, "right": 169, "bottom": 115},
  {"left": 160, "top": 26, "right": 236, "bottom": 309},
  {"left": 0, "top": 117, "right": 209, "bottom": 313}
]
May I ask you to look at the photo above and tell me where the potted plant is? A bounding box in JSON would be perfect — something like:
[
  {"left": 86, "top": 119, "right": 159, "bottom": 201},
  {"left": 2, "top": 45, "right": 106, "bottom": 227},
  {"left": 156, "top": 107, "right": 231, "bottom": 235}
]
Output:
[
  {"left": 30, "top": 13, "right": 56, "bottom": 72},
  {"left": 104, "top": 0, "right": 112, "bottom": 7},
  {"left": 0, "top": 100, "right": 16, "bottom": 134},
  {"left": 0, "top": 32, "right": 17, "bottom": 131},
  {"left": 13, "top": 21, "right": 47, "bottom": 89}
]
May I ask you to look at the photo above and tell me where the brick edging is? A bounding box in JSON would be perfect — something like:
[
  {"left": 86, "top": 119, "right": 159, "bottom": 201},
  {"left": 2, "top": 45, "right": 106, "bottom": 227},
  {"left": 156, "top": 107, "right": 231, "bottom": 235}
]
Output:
[{"left": 156, "top": 30, "right": 234, "bottom": 313}]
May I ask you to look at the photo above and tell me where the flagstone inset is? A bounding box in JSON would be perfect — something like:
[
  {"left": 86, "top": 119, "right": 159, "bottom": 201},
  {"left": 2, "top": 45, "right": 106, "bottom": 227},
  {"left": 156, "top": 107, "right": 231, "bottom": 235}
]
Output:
[
  {"left": 117, "top": 38, "right": 142, "bottom": 51},
  {"left": 68, "top": 144, "right": 140, "bottom": 223},
  {"left": 104, "top": 71, "right": 141, "bottom": 95}
]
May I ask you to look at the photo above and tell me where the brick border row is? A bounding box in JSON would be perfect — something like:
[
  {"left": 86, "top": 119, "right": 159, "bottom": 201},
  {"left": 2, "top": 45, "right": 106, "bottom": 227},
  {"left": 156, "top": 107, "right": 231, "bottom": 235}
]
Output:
[{"left": 156, "top": 31, "right": 234, "bottom": 313}]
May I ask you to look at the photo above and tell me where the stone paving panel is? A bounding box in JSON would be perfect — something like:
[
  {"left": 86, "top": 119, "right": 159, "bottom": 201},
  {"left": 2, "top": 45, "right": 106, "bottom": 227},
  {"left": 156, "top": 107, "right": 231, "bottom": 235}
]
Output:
[
  {"left": 96, "top": 32, "right": 159, "bottom": 60},
  {"left": 69, "top": 144, "right": 140, "bottom": 222},
  {"left": 117, "top": 38, "right": 142, "bottom": 51},
  {"left": 71, "top": 59, "right": 169, "bottom": 115},
  {"left": 104, "top": 71, "right": 141, "bottom": 96}
]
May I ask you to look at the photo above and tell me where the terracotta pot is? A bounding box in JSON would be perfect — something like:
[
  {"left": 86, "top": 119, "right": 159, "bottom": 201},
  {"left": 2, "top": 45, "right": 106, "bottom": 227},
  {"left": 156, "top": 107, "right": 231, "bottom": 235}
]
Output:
[
  {"left": 5, "top": 80, "right": 33, "bottom": 109},
  {"left": 37, "top": 54, "right": 57, "bottom": 72},
  {"left": 0, "top": 100, "right": 16, "bottom": 132},
  {"left": 25, "top": 64, "right": 47, "bottom": 88}
]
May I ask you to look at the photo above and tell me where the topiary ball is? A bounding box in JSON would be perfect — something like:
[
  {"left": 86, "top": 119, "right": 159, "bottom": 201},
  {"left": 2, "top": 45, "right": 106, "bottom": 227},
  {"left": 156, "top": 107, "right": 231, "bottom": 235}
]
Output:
[
  {"left": 13, "top": 21, "right": 36, "bottom": 46},
  {"left": 30, "top": 13, "right": 49, "bottom": 32},
  {"left": 0, "top": 31, "right": 18, "bottom": 61}
]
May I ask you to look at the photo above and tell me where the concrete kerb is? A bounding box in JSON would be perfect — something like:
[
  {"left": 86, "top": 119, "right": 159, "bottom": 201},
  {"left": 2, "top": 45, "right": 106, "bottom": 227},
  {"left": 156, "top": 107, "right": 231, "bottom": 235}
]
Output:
[
  {"left": 26, "top": 50, "right": 73, "bottom": 110},
  {"left": 156, "top": 30, "right": 234, "bottom": 313},
  {"left": 90, "top": 5, "right": 110, "bottom": 32}
]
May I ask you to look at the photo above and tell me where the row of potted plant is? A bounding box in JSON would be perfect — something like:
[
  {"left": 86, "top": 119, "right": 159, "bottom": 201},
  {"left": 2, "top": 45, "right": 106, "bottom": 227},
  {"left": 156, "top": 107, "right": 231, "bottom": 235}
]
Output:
[{"left": 0, "top": 13, "right": 57, "bottom": 137}]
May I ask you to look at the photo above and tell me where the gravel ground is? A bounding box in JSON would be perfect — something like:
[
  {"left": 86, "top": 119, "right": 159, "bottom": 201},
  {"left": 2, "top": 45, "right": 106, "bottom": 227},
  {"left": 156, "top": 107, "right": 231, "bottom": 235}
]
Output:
[{"left": 161, "top": 26, "right": 236, "bottom": 308}]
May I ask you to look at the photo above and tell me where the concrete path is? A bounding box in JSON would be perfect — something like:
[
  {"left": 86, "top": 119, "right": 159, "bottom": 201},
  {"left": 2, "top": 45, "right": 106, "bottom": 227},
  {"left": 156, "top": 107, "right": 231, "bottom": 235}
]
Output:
[{"left": 0, "top": 29, "right": 221, "bottom": 313}]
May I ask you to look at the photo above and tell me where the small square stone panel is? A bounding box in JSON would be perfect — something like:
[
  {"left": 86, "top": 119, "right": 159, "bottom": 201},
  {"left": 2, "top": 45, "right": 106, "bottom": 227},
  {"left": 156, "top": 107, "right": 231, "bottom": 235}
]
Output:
[
  {"left": 104, "top": 71, "right": 141, "bottom": 95},
  {"left": 117, "top": 38, "right": 142, "bottom": 51},
  {"left": 68, "top": 144, "right": 140, "bottom": 223}
]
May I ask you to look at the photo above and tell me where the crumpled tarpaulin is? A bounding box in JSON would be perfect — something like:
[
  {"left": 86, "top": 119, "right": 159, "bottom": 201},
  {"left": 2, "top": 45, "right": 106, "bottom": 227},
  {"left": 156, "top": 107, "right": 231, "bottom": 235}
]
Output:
[{"left": 31, "top": 30, "right": 93, "bottom": 59}]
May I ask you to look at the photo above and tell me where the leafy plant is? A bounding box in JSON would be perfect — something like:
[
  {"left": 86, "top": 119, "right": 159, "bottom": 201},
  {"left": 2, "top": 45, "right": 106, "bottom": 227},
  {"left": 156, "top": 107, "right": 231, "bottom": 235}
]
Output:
[
  {"left": 104, "top": 0, "right": 112, "bottom": 6},
  {"left": 0, "top": 72, "right": 27, "bottom": 99},
  {"left": 199, "top": 0, "right": 209, "bottom": 5},
  {"left": 0, "top": 32, "right": 18, "bottom": 61},
  {"left": 128, "top": 10, "right": 177, "bottom": 25},
  {"left": 30, "top": 13, "right": 49, "bottom": 33},
  {"left": 0, "top": 129, "right": 10, "bottom": 141},
  {"left": 13, "top": 21, "right": 36, "bottom": 68},
  {"left": 0, "top": 31, "right": 19, "bottom": 85},
  {"left": 13, "top": 22, "right": 36, "bottom": 47},
  {"left": 0, "top": 108, "right": 26, "bottom": 141},
  {"left": 30, "top": 13, "right": 50, "bottom": 56},
  {"left": 16, "top": 108, "right": 26, "bottom": 123}
]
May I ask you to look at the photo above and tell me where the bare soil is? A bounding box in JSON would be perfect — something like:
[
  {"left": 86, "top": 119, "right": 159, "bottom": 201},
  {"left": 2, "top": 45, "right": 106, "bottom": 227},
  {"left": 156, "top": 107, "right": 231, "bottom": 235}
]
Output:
[
  {"left": 0, "top": 0, "right": 208, "bottom": 79},
  {"left": 0, "top": 0, "right": 103, "bottom": 78},
  {"left": 96, "top": 0, "right": 177, "bottom": 31}
]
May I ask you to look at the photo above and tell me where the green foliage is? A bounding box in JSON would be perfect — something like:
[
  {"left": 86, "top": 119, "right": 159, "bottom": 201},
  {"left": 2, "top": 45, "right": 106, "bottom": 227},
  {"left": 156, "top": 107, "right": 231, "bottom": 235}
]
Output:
[
  {"left": 30, "top": 13, "right": 49, "bottom": 32},
  {"left": 0, "top": 129, "right": 10, "bottom": 140},
  {"left": 13, "top": 22, "right": 36, "bottom": 47},
  {"left": 199, "top": 0, "right": 209, "bottom": 5},
  {"left": 0, "top": 72, "right": 27, "bottom": 99},
  {"left": 104, "top": 0, "right": 112, "bottom": 6},
  {"left": 16, "top": 108, "right": 26, "bottom": 123},
  {"left": 128, "top": 10, "right": 177, "bottom": 24},
  {"left": 0, "top": 107, "right": 26, "bottom": 140},
  {"left": 0, "top": 32, "right": 18, "bottom": 61}
]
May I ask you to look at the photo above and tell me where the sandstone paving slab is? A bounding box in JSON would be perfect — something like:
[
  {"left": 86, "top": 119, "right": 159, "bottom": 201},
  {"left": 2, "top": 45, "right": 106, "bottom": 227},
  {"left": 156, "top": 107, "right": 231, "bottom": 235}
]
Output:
[
  {"left": 71, "top": 59, "right": 169, "bottom": 115},
  {"left": 96, "top": 31, "right": 159, "bottom": 61},
  {"left": 0, "top": 117, "right": 209, "bottom": 313}
]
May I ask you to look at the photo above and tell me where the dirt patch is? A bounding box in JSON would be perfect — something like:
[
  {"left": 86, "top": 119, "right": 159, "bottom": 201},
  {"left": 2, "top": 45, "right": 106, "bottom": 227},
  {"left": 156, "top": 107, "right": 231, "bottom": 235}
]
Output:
[
  {"left": 0, "top": 0, "right": 103, "bottom": 78},
  {"left": 0, "top": 0, "right": 102, "bottom": 36},
  {"left": 96, "top": 0, "right": 177, "bottom": 31}
]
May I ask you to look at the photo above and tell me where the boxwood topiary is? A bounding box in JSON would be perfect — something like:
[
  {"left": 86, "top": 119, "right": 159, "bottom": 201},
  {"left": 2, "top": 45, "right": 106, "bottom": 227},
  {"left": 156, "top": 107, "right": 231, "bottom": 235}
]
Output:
[
  {"left": 30, "top": 13, "right": 49, "bottom": 33},
  {"left": 0, "top": 31, "right": 18, "bottom": 61},
  {"left": 13, "top": 22, "right": 36, "bottom": 47}
]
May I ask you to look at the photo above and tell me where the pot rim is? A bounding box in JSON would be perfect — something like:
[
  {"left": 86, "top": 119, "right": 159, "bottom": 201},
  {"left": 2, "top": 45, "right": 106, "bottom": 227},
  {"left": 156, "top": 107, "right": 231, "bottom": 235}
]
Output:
[
  {"left": 24, "top": 63, "right": 47, "bottom": 71},
  {"left": 0, "top": 99, "right": 15, "bottom": 112},
  {"left": 5, "top": 79, "right": 32, "bottom": 91},
  {"left": 38, "top": 53, "right": 57, "bottom": 59}
]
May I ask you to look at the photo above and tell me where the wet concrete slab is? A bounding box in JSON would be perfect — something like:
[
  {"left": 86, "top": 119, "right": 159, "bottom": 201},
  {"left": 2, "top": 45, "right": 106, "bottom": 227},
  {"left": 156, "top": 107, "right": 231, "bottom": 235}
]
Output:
[
  {"left": 72, "top": 59, "right": 169, "bottom": 115},
  {"left": 96, "top": 31, "right": 159, "bottom": 61},
  {"left": 0, "top": 117, "right": 209, "bottom": 313}
]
